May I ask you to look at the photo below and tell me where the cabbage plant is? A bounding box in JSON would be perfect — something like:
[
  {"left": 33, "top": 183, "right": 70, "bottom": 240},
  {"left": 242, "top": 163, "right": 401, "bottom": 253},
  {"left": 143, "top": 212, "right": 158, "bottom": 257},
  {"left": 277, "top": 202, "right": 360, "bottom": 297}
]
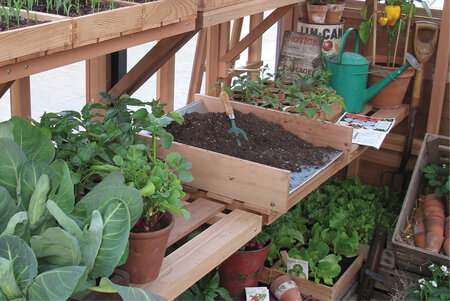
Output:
[{"left": 0, "top": 117, "right": 164, "bottom": 301}]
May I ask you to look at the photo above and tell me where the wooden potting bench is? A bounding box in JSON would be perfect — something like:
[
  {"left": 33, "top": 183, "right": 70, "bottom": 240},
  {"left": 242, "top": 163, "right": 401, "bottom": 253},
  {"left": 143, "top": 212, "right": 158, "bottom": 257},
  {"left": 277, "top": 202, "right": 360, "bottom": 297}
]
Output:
[{"left": 1, "top": 0, "right": 448, "bottom": 299}]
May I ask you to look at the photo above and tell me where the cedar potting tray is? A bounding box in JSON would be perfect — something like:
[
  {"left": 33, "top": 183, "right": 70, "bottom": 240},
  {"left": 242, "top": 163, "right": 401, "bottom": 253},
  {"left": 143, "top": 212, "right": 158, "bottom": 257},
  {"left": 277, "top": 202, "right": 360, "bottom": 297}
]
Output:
[
  {"left": 139, "top": 94, "right": 353, "bottom": 215},
  {"left": 392, "top": 133, "right": 450, "bottom": 274}
]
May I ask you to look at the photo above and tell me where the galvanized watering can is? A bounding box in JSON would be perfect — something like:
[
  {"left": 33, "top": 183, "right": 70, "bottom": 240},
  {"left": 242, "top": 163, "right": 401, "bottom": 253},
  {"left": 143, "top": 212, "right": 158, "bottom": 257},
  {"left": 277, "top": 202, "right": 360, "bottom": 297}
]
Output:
[{"left": 326, "top": 28, "right": 420, "bottom": 113}]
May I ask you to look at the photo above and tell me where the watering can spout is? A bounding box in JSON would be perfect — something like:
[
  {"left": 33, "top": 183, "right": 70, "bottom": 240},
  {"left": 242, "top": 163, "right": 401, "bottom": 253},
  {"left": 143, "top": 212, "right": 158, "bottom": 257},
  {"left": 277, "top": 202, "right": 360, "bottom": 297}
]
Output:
[{"left": 360, "top": 53, "right": 421, "bottom": 104}]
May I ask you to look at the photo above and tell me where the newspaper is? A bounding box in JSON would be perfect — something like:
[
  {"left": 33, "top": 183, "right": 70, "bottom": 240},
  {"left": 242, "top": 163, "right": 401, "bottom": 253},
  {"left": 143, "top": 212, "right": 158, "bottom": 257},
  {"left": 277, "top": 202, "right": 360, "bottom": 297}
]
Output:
[{"left": 337, "top": 112, "right": 395, "bottom": 149}]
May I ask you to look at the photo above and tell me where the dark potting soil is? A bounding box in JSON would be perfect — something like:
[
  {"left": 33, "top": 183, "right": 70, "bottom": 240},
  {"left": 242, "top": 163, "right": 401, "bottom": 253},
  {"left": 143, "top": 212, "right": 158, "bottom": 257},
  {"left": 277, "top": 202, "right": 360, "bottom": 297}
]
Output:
[
  {"left": 166, "top": 111, "right": 336, "bottom": 172},
  {"left": 30, "top": 0, "right": 124, "bottom": 16},
  {"left": 1, "top": 15, "right": 48, "bottom": 31}
]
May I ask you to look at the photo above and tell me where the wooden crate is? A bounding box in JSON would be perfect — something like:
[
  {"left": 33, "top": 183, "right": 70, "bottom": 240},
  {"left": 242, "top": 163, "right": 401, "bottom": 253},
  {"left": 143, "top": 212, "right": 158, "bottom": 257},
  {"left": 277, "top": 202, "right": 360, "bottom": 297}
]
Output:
[
  {"left": 259, "top": 254, "right": 364, "bottom": 301},
  {"left": 391, "top": 133, "right": 450, "bottom": 274},
  {"left": 0, "top": 12, "right": 72, "bottom": 62},
  {"left": 139, "top": 94, "right": 352, "bottom": 215}
]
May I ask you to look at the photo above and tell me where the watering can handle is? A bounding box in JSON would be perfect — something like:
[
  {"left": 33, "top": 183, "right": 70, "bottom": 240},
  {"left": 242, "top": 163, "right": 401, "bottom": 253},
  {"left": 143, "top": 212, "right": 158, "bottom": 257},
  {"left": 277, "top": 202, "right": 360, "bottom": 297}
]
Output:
[{"left": 337, "top": 28, "right": 360, "bottom": 64}]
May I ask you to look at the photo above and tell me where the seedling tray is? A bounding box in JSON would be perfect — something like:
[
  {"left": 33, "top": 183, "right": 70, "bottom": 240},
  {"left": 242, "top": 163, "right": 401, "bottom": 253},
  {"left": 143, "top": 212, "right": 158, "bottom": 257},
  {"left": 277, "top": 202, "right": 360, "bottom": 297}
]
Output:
[{"left": 140, "top": 94, "right": 352, "bottom": 214}]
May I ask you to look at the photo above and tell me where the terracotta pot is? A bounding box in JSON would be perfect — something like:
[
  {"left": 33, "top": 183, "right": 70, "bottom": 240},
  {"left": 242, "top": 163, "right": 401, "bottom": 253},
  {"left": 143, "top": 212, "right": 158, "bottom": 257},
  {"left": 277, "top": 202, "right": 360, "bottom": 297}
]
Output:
[
  {"left": 423, "top": 196, "right": 444, "bottom": 211},
  {"left": 218, "top": 242, "right": 271, "bottom": 299},
  {"left": 414, "top": 231, "right": 426, "bottom": 248},
  {"left": 414, "top": 206, "right": 424, "bottom": 222},
  {"left": 423, "top": 207, "right": 445, "bottom": 221},
  {"left": 270, "top": 274, "right": 302, "bottom": 301},
  {"left": 425, "top": 231, "right": 444, "bottom": 252},
  {"left": 443, "top": 238, "right": 450, "bottom": 256},
  {"left": 445, "top": 216, "right": 450, "bottom": 239},
  {"left": 298, "top": 1, "right": 308, "bottom": 21},
  {"left": 120, "top": 212, "right": 174, "bottom": 284},
  {"left": 326, "top": 1, "right": 344, "bottom": 24},
  {"left": 366, "top": 55, "right": 415, "bottom": 109},
  {"left": 425, "top": 217, "right": 445, "bottom": 236},
  {"left": 307, "top": 3, "right": 328, "bottom": 24}
]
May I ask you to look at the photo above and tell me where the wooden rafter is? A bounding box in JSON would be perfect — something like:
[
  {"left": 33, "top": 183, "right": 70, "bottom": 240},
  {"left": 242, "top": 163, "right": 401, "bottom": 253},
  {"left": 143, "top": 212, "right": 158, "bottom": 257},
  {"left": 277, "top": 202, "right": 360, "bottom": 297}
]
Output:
[
  {"left": 219, "top": 5, "right": 295, "bottom": 64},
  {"left": 0, "top": 80, "right": 14, "bottom": 98},
  {"left": 107, "top": 30, "right": 199, "bottom": 98}
]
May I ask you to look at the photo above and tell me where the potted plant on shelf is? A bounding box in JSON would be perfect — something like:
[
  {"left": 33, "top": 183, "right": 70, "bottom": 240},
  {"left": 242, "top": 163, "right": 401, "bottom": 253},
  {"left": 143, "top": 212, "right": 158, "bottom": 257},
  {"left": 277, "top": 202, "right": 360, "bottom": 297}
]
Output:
[
  {"left": 306, "top": 0, "right": 328, "bottom": 24},
  {"left": 0, "top": 117, "right": 163, "bottom": 300},
  {"left": 87, "top": 96, "right": 193, "bottom": 284},
  {"left": 218, "top": 230, "right": 272, "bottom": 299},
  {"left": 358, "top": 0, "right": 431, "bottom": 109},
  {"left": 325, "top": 0, "right": 345, "bottom": 24}
]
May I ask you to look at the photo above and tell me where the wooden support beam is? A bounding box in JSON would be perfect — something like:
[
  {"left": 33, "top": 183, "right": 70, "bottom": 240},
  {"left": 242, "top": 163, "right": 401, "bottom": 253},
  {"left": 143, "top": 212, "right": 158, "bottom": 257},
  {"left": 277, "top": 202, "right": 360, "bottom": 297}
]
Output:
[
  {"left": 427, "top": 0, "right": 449, "bottom": 134},
  {"left": 187, "top": 30, "right": 207, "bottom": 104},
  {"left": 248, "top": 13, "right": 263, "bottom": 80},
  {"left": 86, "top": 55, "right": 111, "bottom": 104},
  {"left": 0, "top": 21, "right": 196, "bottom": 83},
  {"left": 0, "top": 80, "right": 13, "bottom": 99},
  {"left": 10, "top": 77, "right": 31, "bottom": 121},
  {"left": 218, "top": 22, "right": 231, "bottom": 79},
  {"left": 108, "top": 30, "right": 198, "bottom": 99},
  {"left": 157, "top": 55, "right": 175, "bottom": 112},
  {"left": 220, "top": 5, "right": 295, "bottom": 64},
  {"left": 206, "top": 25, "right": 220, "bottom": 96}
]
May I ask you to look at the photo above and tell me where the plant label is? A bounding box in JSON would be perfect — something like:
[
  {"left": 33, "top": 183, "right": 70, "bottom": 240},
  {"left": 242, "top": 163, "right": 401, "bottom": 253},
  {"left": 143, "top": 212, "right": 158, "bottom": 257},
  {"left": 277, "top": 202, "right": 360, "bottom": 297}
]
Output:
[
  {"left": 245, "top": 287, "right": 270, "bottom": 301},
  {"left": 287, "top": 256, "right": 309, "bottom": 280}
]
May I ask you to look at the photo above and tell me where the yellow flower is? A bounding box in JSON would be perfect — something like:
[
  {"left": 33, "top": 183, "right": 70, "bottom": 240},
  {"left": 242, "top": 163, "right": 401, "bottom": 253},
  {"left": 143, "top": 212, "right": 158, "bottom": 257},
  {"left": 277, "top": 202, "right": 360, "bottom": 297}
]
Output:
[{"left": 378, "top": 16, "right": 388, "bottom": 26}]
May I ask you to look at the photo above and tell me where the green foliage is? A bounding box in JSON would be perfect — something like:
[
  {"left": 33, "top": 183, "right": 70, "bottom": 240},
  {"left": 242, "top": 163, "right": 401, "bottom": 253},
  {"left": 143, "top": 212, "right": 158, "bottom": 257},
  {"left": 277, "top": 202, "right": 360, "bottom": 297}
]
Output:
[
  {"left": 301, "top": 176, "right": 401, "bottom": 245},
  {"left": 0, "top": 117, "right": 163, "bottom": 301},
  {"left": 408, "top": 264, "right": 449, "bottom": 301},
  {"left": 227, "top": 66, "right": 344, "bottom": 119},
  {"left": 177, "top": 271, "right": 232, "bottom": 301},
  {"left": 421, "top": 161, "right": 449, "bottom": 198}
]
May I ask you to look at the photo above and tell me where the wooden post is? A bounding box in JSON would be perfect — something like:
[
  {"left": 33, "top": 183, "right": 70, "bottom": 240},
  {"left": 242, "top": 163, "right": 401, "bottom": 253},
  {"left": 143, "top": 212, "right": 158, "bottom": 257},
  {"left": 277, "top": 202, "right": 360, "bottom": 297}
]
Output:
[
  {"left": 206, "top": 25, "right": 220, "bottom": 96},
  {"left": 248, "top": 13, "right": 263, "bottom": 80},
  {"left": 157, "top": 55, "right": 175, "bottom": 113},
  {"left": 187, "top": 30, "right": 207, "bottom": 104},
  {"left": 86, "top": 55, "right": 111, "bottom": 104},
  {"left": 426, "top": 0, "right": 449, "bottom": 134},
  {"left": 10, "top": 77, "right": 31, "bottom": 121}
]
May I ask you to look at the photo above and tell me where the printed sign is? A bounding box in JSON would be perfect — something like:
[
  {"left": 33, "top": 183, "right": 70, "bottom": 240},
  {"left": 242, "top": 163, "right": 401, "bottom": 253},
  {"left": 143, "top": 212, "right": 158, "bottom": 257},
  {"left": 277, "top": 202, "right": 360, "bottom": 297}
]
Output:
[
  {"left": 297, "top": 20, "right": 345, "bottom": 56},
  {"left": 277, "top": 31, "right": 323, "bottom": 79}
]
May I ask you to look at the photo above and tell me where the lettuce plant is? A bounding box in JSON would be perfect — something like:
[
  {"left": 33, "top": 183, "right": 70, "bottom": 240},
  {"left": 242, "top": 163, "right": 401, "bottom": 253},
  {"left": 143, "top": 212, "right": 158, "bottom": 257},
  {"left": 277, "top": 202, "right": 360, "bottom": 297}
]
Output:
[{"left": 0, "top": 117, "right": 164, "bottom": 300}]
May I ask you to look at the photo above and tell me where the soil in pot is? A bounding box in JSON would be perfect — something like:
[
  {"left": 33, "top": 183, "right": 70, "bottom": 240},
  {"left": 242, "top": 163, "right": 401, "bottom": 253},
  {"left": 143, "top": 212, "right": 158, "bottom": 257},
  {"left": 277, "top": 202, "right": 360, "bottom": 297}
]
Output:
[
  {"left": 120, "top": 212, "right": 174, "bottom": 284},
  {"left": 166, "top": 111, "right": 337, "bottom": 173}
]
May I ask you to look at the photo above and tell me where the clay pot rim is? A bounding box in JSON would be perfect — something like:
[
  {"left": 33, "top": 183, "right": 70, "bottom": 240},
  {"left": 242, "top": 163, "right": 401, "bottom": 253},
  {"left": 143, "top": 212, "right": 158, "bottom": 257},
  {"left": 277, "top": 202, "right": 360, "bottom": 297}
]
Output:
[
  {"left": 237, "top": 241, "right": 272, "bottom": 254},
  {"left": 129, "top": 212, "right": 175, "bottom": 239}
]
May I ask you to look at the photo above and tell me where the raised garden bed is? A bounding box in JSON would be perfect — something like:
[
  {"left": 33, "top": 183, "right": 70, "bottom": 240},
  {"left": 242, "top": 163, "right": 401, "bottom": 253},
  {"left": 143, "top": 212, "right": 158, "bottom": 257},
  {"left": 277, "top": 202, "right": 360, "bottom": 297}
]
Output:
[
  {"left": 139, "top": 94, "right": 353, "bottom": 215},
  {"left": 392, "top": 133, "right": 450, "bottom": 274},
  {"left": 0, "top": 0, "right": 196, "bottom": 62}
]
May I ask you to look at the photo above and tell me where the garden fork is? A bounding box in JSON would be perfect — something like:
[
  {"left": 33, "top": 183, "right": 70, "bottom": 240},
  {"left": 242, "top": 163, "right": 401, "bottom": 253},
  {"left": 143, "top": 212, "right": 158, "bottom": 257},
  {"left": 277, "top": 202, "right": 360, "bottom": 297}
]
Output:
[{"left": 219, "top": 83, "right": 248, "bottom": 147}]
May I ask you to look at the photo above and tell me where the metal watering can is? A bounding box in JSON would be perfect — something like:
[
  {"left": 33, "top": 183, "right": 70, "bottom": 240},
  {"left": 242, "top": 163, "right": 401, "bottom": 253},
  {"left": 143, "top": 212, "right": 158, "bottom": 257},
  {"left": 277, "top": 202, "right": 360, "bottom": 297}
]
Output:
[{"left": 326, "top": 28, "right": 421, "bottom": 113}]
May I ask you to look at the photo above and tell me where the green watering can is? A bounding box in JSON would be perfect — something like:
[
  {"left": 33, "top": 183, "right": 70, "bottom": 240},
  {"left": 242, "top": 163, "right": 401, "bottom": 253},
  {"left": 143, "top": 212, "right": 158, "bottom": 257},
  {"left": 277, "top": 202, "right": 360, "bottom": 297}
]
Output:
[{"left": 326, "top": 28, "right": 421, "bottom": 113}]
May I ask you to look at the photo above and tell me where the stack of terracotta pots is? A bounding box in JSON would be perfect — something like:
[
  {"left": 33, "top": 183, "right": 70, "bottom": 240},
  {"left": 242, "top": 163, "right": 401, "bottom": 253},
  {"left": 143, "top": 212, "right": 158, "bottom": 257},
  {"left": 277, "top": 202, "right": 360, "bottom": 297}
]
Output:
[{"left": 413, "top": 194, "right": 448, "bottom": 254}]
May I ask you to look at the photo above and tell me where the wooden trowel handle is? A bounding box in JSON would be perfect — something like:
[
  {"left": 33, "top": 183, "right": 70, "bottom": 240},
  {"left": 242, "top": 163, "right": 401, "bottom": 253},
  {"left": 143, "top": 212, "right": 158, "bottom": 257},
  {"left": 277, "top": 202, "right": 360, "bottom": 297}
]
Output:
[
  {"left": 414, "top": 21, "right": 439, "bottom": 64},
  {"left": 219, "top": 83, "right": 234, "bottom": 118}
]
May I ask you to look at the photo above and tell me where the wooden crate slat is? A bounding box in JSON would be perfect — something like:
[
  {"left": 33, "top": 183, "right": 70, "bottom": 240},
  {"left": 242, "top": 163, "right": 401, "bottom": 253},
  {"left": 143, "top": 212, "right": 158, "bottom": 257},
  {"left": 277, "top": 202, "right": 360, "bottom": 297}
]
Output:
[
  {"left": 134, "top": 209, "right": 262, "bottom": 300},
  {"left": 166, "top": 197, "right": 225, "bottom": 247},
  {"left": 199, "top": 0, "right": 301, "bottom": 27},
  {"left": 142, "top": 0, "right": 197, "bottom": 27}
]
